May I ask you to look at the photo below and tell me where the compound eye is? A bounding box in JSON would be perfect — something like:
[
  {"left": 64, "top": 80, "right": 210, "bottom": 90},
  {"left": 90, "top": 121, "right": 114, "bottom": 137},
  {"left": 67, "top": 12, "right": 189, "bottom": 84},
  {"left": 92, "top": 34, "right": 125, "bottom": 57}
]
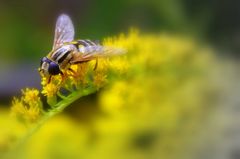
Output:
[{"left": 48, "top": 62, "right": 61, "bottom": 75}]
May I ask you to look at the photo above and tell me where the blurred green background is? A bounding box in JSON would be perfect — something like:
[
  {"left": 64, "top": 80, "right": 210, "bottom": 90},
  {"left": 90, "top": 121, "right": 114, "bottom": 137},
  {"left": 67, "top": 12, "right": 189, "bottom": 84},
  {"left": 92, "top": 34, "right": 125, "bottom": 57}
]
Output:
[{"left": 1, "top": 0, "right": 240, "bottom": 159}]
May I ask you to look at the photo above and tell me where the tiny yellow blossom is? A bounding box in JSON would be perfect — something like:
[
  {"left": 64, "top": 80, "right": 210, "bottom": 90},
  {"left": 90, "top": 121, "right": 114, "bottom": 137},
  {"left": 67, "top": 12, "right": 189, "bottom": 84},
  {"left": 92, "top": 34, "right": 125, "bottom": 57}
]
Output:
[
  {"left": 93, "top": 72, "right": 107, "bottom": 89},
  {"left": 22, "top": 88, "right": 40, "bottom": 105},
  {"left": 41, "top": 83, "right": 59, "bottom": 106},
  {"left": 40, "top": 77, "right": 47, "bottom": 86},
  {"left": 69, "top": 63, "right": 90, "bottom": 86},
  {"left": 41, "top": 83, "right": 59, "bottom": 98},
  {"left": 11, "top": 88, "right": 43, "bottom": 123},
  {"left": 93, "top": 59, "right": 109, "bottom": 88}
]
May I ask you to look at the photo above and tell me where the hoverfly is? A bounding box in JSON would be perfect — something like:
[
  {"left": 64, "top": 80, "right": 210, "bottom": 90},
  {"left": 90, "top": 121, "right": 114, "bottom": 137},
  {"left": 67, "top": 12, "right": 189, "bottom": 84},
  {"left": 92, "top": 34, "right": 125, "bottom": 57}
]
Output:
[{"left": 39, "top": 14, "right": 125, "bottom": 83}]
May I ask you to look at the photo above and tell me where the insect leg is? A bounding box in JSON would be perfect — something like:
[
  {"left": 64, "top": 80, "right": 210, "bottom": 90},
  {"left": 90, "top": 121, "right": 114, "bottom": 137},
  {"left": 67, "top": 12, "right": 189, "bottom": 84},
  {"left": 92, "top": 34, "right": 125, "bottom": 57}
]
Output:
[
  {"left": 59, "top": 71, "right": 66, "bottom": 85},
  {"left": 94, "top": 58, "right": 98, "bottom": 70},
  {"left": 68, "top": 67, "right": 76, "bottom": 75},
  {"left": 47, "top": 76, "right": 52, "bottom": 84}
]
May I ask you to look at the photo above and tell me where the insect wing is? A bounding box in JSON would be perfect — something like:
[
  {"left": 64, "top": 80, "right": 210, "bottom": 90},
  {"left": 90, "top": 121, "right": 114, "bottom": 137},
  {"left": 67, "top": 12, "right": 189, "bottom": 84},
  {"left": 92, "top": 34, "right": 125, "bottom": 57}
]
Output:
[
  {"left": 52, "top": 14, "right": 75, "bottom": 50},
  {"left": 70, "top": 46, "right": 126, "bottom": 64},
  {"left": 83, "top": 46, "right": 126, "bottom": 57}
]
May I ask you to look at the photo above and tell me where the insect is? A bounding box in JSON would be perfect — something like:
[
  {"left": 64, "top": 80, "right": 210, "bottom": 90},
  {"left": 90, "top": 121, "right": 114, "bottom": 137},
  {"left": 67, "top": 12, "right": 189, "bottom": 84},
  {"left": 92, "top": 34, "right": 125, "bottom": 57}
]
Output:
[{"left": 39, "top": 14, "right": 125, "bottom": 83}]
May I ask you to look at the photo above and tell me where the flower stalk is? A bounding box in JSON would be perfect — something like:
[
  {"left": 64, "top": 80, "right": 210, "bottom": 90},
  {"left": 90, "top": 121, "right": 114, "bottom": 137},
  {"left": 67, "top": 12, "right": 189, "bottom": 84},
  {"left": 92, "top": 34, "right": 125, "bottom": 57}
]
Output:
[{"left": 16, "top": 85, "right": 97, "bottom": 147}]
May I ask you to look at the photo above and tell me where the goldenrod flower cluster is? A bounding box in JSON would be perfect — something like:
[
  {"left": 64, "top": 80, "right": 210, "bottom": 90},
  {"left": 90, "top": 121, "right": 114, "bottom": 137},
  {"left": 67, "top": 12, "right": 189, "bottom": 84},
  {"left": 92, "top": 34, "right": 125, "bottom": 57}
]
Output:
[
  {"left": 11, "top": 88, "right": 42, "bottom": 123},
  {"left": 5, "top": 29, "right": 221, "bottom": 159}
]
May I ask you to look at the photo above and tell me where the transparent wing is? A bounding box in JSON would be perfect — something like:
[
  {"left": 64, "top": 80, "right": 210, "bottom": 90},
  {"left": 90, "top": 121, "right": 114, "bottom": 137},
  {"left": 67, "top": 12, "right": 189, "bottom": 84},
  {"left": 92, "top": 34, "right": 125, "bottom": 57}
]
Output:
[
  {"left": 52, "top": 14, "right": 75, "bottom": 50},
  {"left": 83, "top": 46, "right": 126, "bottom": 57},
  {"left": 70, "top": 46, "right": 126, "bottom": 64}
]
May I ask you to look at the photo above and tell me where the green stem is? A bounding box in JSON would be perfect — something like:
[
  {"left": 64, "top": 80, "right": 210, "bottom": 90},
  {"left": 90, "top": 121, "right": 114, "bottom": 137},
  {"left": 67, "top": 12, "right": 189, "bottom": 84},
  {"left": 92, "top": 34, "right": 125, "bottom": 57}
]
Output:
[{"left": 5, "top": 86, "right": 97, "bottom": 158}]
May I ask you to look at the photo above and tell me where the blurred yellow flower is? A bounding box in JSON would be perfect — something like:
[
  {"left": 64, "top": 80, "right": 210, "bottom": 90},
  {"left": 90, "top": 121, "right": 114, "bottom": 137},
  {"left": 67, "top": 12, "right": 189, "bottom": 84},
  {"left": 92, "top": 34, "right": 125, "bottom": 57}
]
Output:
[{"left": 100, "top": 81, "right": 128, "bottom": 112}]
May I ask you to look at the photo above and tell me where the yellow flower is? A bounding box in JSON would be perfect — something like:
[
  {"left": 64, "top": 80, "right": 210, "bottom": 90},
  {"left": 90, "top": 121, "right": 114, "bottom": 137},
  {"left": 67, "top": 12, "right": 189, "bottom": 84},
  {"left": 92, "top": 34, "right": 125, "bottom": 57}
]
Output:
[
  {"left": 41, "top": 83, "right": 59, "bottom": 106},
  {"left": 40, "top": 77, "right": 48, "bottom": 86},
  {"left": 11, "top": 88, "right": 43, "bottom": 123},
  {"left": 100, "top": 81, "right": 127, "bottom": 112},
  {"left": 94, "top": 58, "right": 109, "bottom": 72},
  {"left": 93, "top": 59, "right": 109, "bottom": 88},
  {"left": 6, "top": 28, "right": 224, "bottom": 159},
  {"left": 41, "top": 83, "right": 59, "bottom": 98},
  {"left": 103, "top": 28, "right": 139, "bottom": 49},
  {"left": 93, "top": 72, "right": 107, "bottom": 89},
  {"left": 109, "top": 57, "right": 129, "bottom": 74},
  {"left": 69, "top": 63, "right": 90, "bottom": 86},
  {"left": 22, "top": 88, "right": 40, "bottom": 105}
]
